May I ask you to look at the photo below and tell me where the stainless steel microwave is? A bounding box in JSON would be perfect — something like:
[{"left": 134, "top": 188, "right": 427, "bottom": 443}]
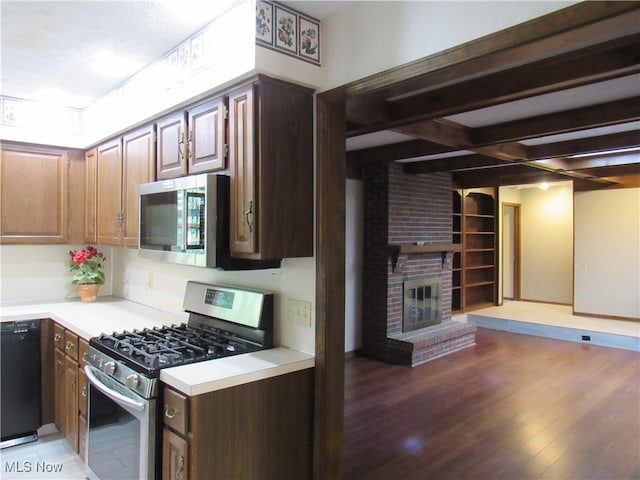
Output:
[
  {"left": 138, "top": 173, "right": 280, "bottom": 270},
  {"left": 138, "top": 173, "right": 225, "bottom": 268}
]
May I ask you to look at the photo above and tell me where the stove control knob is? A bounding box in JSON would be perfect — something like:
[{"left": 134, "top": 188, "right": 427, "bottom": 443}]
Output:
[
  {"left": 103, "top": 361, "right": 116, "bottom": 375},
  {"left": 125, "top": 374, "right": 139, "bottom": 389}
]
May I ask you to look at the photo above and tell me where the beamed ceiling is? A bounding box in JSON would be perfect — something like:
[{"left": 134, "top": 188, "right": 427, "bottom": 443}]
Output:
[{"left": 341, "top": 2, "right": 640, "bottom": 191}]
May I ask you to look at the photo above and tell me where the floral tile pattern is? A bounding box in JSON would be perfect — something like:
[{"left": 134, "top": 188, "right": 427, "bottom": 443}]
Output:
[{"left": 256, "top": 0, "right": 320, "bottom": 66}]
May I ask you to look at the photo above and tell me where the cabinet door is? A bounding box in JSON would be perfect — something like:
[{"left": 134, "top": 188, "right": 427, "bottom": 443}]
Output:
[
  {"left": 163, "top": 428, "right": 188, "bottom": 480},
  {"left": 78, "top": 415, "right": 87, "bottom": 462},
  {"left": 78, "top": 367, "right": 87, "bottom": 418},
  {"left": 157, "top": 112, "right": 187, "bottom": 180},
  {"left": 63, "top": 355, "right": 79, "bottom": 452},
  {"left": 96, "top": 138, "right": 123, "bottom": 245},
  {"left": 0, "top": 144, "right": 68, "bottom": 243},
  {"left": 228, "top": 84, "right": 257, "bottom": 255},
  {"left": 122, "top": 125, "right": 156, "bottom": 247},
  {"left": 54, "top": 347, "right": 65, "bottom": 432},
  {"left": 187, "top": 97, "right": 226, "bottom": 173},
  {"left": 84, "top": 148, "right": 97, "bottom": 243}
]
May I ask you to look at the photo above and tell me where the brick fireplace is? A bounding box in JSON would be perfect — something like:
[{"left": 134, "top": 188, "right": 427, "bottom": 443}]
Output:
[{"left": 362, "top": 162, "right": 476, "bottom": 366}]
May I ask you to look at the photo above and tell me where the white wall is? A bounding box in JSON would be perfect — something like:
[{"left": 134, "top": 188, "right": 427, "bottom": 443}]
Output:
[
  {"left": 0, "top": 245, "right": 114, "bottom": 303},
  {"left": 112, "top": 248, "right": 316, "bottom": 353},
  {"left": 345, "top": 179, "right": 363, "bottom": 352},
  {"left": 520, "top": 182, "right": 573, "bottom": 304},
  {"left": 0, "top": 244, "right": 315, "bottom": 353},
  {"left": 320, "top": 1, "right": 577, "bottom": 91},
  {"left": 574, "top": 188, "right": 640, "bottom": 319}
]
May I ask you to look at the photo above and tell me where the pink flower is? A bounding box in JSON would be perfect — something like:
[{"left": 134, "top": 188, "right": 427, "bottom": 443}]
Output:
[{"left": 72, "top": 250, "right": 89, "bottom": 265}]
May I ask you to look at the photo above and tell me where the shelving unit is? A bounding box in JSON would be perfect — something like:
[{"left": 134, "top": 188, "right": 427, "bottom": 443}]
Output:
[
  {"left": 452, "top": 187, "right": 498, "bottom": 313},
  {"left": 451, "top": 190, "right": 463, "bottom": 313}
]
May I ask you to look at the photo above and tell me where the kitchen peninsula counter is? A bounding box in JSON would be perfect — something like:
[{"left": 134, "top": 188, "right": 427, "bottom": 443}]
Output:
[{"left": 0, "top": 297, "right": 315, "bottom": 396}]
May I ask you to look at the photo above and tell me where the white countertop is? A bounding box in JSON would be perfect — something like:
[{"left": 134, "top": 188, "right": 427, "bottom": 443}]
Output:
[
  {"left": 160, "top": 347, "right": 315, "bottom": 396},
  {"left": 0, "top": 297, "right": 187, "bottom": 339},
  {"left": 1, "top": 297, "right": 315, "bottom": 396}
]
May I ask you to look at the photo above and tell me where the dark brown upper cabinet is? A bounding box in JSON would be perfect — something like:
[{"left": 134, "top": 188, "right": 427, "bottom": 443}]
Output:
[
  {"left": 156, "top": 96, "right": 227, "bottom": 180},
  {"left": 228, "top": 76, "right": 314, "bottom": 260}
]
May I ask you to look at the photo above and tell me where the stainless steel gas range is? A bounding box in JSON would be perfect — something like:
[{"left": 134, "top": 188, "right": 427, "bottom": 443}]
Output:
[{"left": 84, "top": 281, "right": 274, "bottom": 480}]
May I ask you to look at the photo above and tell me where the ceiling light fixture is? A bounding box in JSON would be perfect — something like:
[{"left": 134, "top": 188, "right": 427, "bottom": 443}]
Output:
[{"left": 539, "top": 182, "right": 550, "bottom": 190}]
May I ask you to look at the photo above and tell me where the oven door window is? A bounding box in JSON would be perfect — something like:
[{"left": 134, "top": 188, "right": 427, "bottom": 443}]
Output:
[{"left": 86, "top": 368, "right": 155, "bottom": 480}]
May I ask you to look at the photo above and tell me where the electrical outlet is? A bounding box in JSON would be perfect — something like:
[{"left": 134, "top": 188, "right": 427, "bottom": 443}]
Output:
[
  {"left": 288, "top": 299, "right": 312, "bottom": 326},
  {"left": 145, "top": 272, "right": 153, "bottom": 289}
]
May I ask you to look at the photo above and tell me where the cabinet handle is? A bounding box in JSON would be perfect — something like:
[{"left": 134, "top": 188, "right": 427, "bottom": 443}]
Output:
[
  {"left": 244, "top": 200, "right": 254, "bottom": 233},
  {"left": 65, "top": 341, "right": 74, "bottom": 351},
  {"left": 165, "top": 404, "right": 180, "bottom": 419},
  {"left": 178, "top": 140, "right": 183, "bottom": 159},
  {"left": 115, "top": 211, "right": 124, "bottom": 232},
  {"left": 177, "top": 455, "right": 185, "bottom": 478},
  {"left": 82, "top": 385, "right": 87, "bottom": 398},
  {"left": 54, "top": 333, "right": 62, "bottom": 342},
  {"left": 82, "top": 352, "right": 88, "bottom": 363},
  {"left": 185, "top": 134, "right": 192, "bottom": 160}
]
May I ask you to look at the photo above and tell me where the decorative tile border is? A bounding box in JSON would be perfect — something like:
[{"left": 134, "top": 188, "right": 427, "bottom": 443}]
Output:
[
  {"left": 256, "top": 0, "right": 320, "bottom": 66},
  {"left": 0, "top": 96, "right": 82, "bottom": 135}
]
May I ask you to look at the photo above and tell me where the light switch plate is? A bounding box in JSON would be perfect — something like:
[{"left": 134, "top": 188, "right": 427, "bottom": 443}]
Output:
[{"left": 288, "top": 299, "right": 312, "bottom": 326}]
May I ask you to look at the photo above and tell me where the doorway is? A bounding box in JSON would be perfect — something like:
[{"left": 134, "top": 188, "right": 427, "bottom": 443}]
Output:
[{"left": 502, "top": 203, "right": 521, "bottom": 300}]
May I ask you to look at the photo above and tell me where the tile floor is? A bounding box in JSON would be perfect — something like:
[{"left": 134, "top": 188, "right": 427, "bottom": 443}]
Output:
[{"left": 0, "top": 430, "right": 88, "bottom": 480}]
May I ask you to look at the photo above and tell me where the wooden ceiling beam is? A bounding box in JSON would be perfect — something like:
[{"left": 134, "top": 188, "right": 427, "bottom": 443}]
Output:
[
  {"left": 569, "top": 164, "right": 640, "bottom": 179},
  {"left": 391, "top": 119, "right": 471, "bottom": 146},
  {"left": 404, "top": 155, "right": 510, "bottom": 174},
  {"left": 329, "top": 2, "right": 640, "bottom": 104},
  {"left": 346, "top": 139, "right": 455, "bottom": 166},
  {"left": 561, "top": 151, "right": 640, "bottom": 171},
  {"left": 473, "top": 97, "right": 640, "bottom": 145},
  {"left": 392, "top": 117, "right": 530, "bottom": 162},
  {"left": 452, "top": 164, "right": 563, "bottom": 188},
  {"left": 527, "top": 130, "right": 640, "bottom": 160},
  {"left": 348, "top": 34, "right": 640, "bottom": 133}
]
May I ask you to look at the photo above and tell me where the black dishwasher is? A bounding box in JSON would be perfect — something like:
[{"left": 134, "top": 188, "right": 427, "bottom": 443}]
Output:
[{"left": 1, "top": 320, "right": 41, "bottom": 449}]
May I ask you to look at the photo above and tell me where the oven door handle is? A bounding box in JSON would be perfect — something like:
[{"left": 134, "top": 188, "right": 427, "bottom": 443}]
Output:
[{"left": 84, "top": 365, "right": 146, "bottom": 412}]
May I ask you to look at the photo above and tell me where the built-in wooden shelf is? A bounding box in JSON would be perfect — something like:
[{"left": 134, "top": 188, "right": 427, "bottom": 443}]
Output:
[{"left": 389, "top": 243, "right": 461, "bottom": 272}]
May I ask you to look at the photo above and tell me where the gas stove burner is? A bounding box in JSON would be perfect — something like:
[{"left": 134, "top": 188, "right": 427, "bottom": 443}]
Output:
[
  {"left": 88, "top": 282, "right": 274, "bottom": 397},
  {"left": 89, "top": 322, "right": 261, "bottom": 377}
]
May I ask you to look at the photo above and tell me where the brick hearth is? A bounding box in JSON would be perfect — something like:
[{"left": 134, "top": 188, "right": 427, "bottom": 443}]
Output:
[{"left": 362, "top": 162, "right": 476, "bottom": 366}]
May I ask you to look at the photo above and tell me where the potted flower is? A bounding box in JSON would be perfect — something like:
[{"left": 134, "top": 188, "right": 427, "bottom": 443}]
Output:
[{"left": 68, "top": 245, "right": 106, "bottom": 303}]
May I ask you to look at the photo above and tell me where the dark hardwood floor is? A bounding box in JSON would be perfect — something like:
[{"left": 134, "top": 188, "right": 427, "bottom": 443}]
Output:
[{"left": 345, "top": 328, "right": 640, "bottom": 480}]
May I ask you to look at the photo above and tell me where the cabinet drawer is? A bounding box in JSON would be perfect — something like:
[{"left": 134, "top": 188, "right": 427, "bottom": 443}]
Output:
[
  {"left": 78, "top": 338, "right": 89, "bottom": 366},
  {"left": 64, "top": 330, "right": 79, "bottom": 361},
  {"left": 163, "top": 387, "right": 188, "bottom": 436},
  {"left": 53, "top": 323, "right": 65, "bottom": 350}
]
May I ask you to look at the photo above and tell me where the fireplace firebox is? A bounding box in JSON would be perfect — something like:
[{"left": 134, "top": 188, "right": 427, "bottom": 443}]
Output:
[{"left": 403, "top": 278, "right": 442, "bottom": 332}]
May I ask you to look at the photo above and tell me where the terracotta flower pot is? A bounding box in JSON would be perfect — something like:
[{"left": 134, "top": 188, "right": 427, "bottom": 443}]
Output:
[{"left": 77, "top": 284, "right": 100, "bottom": 303}]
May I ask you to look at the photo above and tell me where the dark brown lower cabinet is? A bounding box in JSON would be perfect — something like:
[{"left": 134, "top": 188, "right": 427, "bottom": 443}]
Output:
[
  {"left": 162, "top": 368, "right": 314, "bottom": 480},
  {"left": 46, "top": 321, "right": 88, "bottom": 455},
  {"left": 63, "top": 351, "right": 79, "bottom": 451},
  {"left": 163, "top": 429, "right": 189, "bottom": 480}
]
